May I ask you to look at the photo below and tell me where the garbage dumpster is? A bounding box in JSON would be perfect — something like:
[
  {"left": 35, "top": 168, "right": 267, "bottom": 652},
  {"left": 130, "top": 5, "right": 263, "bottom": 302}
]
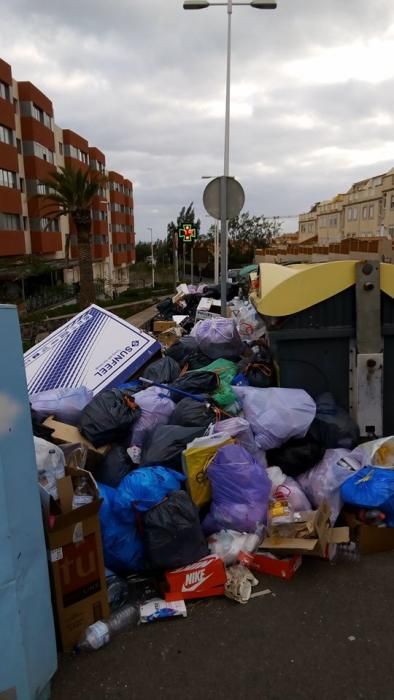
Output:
[{"left": 251, "top": 260, "right": 394, "bottom": 439}]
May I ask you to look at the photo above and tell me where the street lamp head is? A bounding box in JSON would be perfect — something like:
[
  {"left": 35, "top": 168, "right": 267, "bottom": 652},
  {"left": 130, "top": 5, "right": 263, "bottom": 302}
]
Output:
[
  {"left": 250, "top": 1, "right": 277, "bottom": 8},
  {"left": 183, "top": 0, "right": 209, "bottom": 8}
]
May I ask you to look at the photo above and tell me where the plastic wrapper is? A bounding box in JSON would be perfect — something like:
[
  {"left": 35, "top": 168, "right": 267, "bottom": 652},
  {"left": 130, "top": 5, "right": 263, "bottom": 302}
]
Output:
[
  {"left": 224, "top": 564, "right": 258, "bottom": 604},
  {"left": 141, "top": 425, "right": 206, "bottom": 470},
  {"left": 143, "top": 490, "right": 209, "bottom": 570},
  {"left": 131, "top": 386, "right": 176, "bottom": 448},
  {"left": 341, "top": 466, "right": 394, "bottom": 526},
  {"left": 234, "top": 386, "right": 316, "bottom": 451},
  {"left": 297, "top": 448, "right": 363, "bottom": 523},
  {"left": 203, "top": 444, "right": 271, "bottom": 534},
  {"left": 29, "top": 385, "right": 93, "bottom": 425},
  {"left": 80, "top": 389, "right": 141, "bottom": 447},
  {"left": 356, "top": 436, "right": 394, "bottom": 468},
  {"left": 198, "top": 359, "right": 238, "bottom": 409},
  {"left": 191, "top": 318, "right": 244, "bottom": 360},
  {"left": 114, "top": 466, "right": 185, "bottom": 523},
  {"left": 208, "top": 529, "right": 262, "bottom": 565}
]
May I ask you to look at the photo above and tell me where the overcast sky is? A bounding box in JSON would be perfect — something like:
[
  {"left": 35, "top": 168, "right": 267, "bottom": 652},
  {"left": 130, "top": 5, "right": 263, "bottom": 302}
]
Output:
[{"left": 2, "top": 0, "right": 394, "bottom": 241}]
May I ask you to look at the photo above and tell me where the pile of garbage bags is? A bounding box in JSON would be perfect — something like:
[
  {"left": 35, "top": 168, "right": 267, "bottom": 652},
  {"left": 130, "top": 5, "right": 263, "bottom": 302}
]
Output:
[{"left": 31, "top": 301, "right": 394, "bottom": 629}]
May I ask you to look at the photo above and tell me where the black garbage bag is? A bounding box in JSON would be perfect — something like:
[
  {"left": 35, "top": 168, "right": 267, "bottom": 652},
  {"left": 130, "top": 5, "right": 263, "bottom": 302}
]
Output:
[
  {"left": 315, "top": 392, "right": 360, "bottom": 449},
  {"left": 169, "top": 397, "right": 216, "bottom": 428},
  {"left": 143, "top": 490, "right": 209, "bottom": 570},
  {"left": 93, "top": 445, "right": 135, "bottom": 487},
  {"left": 165, "top": 336, "right": 199, "bottom": 365},
  {"left": 237, "top": 344, "right": 277, "bottom": 388},
  {"left": 79, "top": 389, "right": 141, "bottom": 447},
  {"left": 156, "top": 298, "right": 178, "bottom": 320},
  {"left": 141, "top": 425, "right": 205, "bottom": 470},
  {"left": 266, "top": 421, "right": 325, "bottom": 478},
  {"left": 167, "top": 371, "right": 219, "bottom": 403},
  {"left": 183, "top": 293, "right": 203, "bottom": 317},
  {"left": 30, "top": 406, "right": 54, "bottom": 440},
  {"left": 141, "top": 356, "right": 180, "bottom": 385}
]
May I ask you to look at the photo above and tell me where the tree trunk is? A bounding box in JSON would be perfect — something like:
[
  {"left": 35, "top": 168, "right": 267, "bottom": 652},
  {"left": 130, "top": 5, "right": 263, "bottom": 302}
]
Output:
[{"left": 73, "top": 209, "right": 96, "bottom": 309}]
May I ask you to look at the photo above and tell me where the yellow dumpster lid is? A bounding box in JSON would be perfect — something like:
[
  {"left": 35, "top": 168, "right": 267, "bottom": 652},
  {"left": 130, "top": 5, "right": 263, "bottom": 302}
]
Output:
[{"left": 251, "top": 261, "right": 394, "bottom": 317}]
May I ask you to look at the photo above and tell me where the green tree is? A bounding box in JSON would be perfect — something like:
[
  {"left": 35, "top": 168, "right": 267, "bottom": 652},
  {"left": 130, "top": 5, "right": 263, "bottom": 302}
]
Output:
[
  {"left": 227, "top": 211, "right": 281, "bottom": 264},
  {"left": 38, "top": 165, "right": 105, "bottom": 309},
  {"left": 135, "top": 241, "right": 151, "bottom": 263}
]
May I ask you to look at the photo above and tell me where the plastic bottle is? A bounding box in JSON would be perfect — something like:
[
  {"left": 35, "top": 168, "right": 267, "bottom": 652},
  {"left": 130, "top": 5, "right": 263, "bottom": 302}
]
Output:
[
  {"left": 105, "top": 569, "right": 129, "bottom": 611},
  {"left": 49, "top": 448, "right": 65, "bottom": 480},
  {"left": 76, "top": 603, "right": 139, "bottom": 652},
  {"left": 334, "top": 542, "right": 360, "bottom": 563},
  {"left": 72, "top": 476, "right": 94, "bottom": 509}
]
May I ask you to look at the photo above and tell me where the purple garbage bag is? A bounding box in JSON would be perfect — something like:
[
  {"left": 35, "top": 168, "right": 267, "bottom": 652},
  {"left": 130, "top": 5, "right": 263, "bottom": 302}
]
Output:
[
  {"left": 191, "top": 318, "right": 244, "bottom": 360},
  {"left": 130, "top": 386, "right": 176, "bottom": 448},
  {"left": 203, "top": 444, "right": 271, "bottom": 534}
]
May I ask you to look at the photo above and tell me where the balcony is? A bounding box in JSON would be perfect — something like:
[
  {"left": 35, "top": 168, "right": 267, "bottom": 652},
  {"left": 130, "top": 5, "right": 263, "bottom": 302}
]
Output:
[
  {"left": 0, "top": 230, "right": 26, "bottom": 256},
  {"left": 113, "top": 251, "right": 128, "bottom": 266},
  {"left": 31, "top": 230, "right": 62, "bottom": 254},
  {"left": 92, "top": 243, "right": 110, "bottom": 259}
]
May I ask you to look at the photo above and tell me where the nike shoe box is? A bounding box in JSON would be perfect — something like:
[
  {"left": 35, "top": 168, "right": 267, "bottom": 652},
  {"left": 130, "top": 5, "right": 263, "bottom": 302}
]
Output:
[{"left": 164, "top": 554, "right": 226, "bottom": 601}]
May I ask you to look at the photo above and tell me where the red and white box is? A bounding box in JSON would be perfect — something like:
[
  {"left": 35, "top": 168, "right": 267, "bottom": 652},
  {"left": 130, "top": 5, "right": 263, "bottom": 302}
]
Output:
[
  {"left": 164, "top": 555, "right": 226, "bottom": 601},
  {"left": 238, "top": 551, "right": 302, "bottom": 581}
]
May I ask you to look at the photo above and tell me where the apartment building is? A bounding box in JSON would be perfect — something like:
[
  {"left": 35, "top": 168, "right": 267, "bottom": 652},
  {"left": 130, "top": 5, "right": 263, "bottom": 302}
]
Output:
[
  {"left": 299, "top": 168, "right": 394, "bottom": 244},
  {"left": 0, "top": 57, "right": 135, "bottom": 298}
]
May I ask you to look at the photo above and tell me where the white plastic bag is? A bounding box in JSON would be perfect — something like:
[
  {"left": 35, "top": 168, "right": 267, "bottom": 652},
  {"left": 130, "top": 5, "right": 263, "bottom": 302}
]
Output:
[
  {"left": 191, "top": 318, "right": 244, "bottom": 359},
  {"left": 297, "top": 448, "right": 363, "bottom": 524},
  {"left": 233, "top": 387, "right": 316, "bottom": 450},
  {"left": 234, "top": 302, "right": 266, "bottom": 342},
  {"left": 266, "top": 466, "right": 287, "bottom": 494},
  {"left": 356, "top": 436, "right": 394, "bottom": 468},
  {"left": 208, "top": 529, "right": 262, "bottom": 565}
]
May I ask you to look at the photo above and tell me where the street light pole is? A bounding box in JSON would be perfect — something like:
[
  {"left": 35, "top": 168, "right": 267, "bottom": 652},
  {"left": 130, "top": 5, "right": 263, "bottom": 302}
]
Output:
[
  {"left": 184, "top": 0, "right": 277, "bottom": 316},
  {"left": 147, "top": 227, "right": 155, "bottom": 289}
]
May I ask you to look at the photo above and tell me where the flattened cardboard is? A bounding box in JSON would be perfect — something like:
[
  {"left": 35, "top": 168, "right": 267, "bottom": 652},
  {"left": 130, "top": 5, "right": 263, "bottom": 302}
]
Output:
[
  {"left": 24, "top": 304, "right": 161, "bottom": 396},
  {"left": 43, "top": 417, "right": 109, "bottom": 459}
]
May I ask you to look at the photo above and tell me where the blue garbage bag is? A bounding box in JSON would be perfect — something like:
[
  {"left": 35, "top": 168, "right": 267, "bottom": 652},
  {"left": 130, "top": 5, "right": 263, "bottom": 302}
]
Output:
[
  {"left": 114, "top": 466, "right": 186, "bottom": 523},
  {"left": 340, "top": 466, "right": 394, "bottom": 526},
  {"left": 98, "top": 483, "right": 144, "bottom": 574}
]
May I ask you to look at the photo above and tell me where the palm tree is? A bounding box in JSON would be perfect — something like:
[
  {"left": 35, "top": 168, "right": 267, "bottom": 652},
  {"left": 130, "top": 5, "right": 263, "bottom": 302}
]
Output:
[{"left": 38, "top": 165, "right": 106, "bottom": 309}]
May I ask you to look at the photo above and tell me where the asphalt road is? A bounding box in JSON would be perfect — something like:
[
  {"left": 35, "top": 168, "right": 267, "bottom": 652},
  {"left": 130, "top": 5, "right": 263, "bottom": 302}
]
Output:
[{"left": 52, "top": 552, "right": 394, "bottom": 700}]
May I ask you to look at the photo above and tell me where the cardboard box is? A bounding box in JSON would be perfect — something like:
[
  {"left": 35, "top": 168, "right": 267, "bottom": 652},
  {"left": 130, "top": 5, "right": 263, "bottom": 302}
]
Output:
[
  {"left": 157, "top": 326, "right": 183, "bottom": 348},
  {"left": 25, "top": 304, "right": 161, "bottom": 396},
  {"left": 195, "top": 297, "right": 223, "bottom": 321},
  {"left": 43, "top": 417, "right": 110, "bottom": 463},
  {"left": 41, "top": 466, "right": 109, "bottom": 652},
  {"left": 343, "top": 511, "right": 394, "bottom": 554},
  {"left": 153, "top": 320, "right": 177, "bottom": 333},
  {"left": 164, "top": 555, "right": 226, "bottom": 601},
  {"left": 261, "top": 502, "right": 349, "bottom": 560},
  {"left": 238, "top": 551, "right": 302, "bottom": 580}
]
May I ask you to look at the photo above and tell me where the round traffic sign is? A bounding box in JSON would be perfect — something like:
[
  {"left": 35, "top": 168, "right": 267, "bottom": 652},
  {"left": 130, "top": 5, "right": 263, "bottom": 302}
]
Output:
[{"left": 203, "top": 176, "right": 245, "bottom": 221}]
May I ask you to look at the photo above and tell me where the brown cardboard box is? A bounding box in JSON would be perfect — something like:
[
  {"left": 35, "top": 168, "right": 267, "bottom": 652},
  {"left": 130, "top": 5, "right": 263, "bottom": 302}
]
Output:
[
  {"left": 157, "top": 326, "right": 183, "bottom": 348},
  {"left": 43, "top": 417, "right": 110, "bottom": 464},
  {"left": 41, "top": 466, "right": 109, "bottom": 651},
  {"left": 153, "top": 320, "right": 177, "bottom": 333},
  {"left": 343, "top": 511, "right": 394, "bottom": 554},
  {"left": 261, "top": 502, "right": 349, "bottom": 559}
]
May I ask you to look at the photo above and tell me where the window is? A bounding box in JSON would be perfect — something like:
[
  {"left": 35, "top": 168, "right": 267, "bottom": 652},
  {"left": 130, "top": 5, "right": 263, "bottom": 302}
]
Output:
[
  {"left": 32, "top": 104, "right": 41, "bottom": 121},
  {"left": 0, "top": 81, "right": 9, "bottom": 100},
  {"left": 362, "top": 206, "right": 368, "bottom": 219},
  {"left": 20, "top": 178, "right": 25, "bottom": 192},
  {"left": 32, "top": 142, "right": 54, "bottom": 163},
  {"left": 16, "top": 138, "right": 21, "bottom": 154},
  {"left": 0, "top": 213, "right": 21, "bottom": 230},
  {"left": 389, "top": 227, "right": 394, "bottom": 238},
  {"left": 347, "top": 208, "right": 352, "bottom": 221},
  {"left": 59, "top": 142, "right": 63, "bottom": 155},
  {"left": 13, "top": 98, "right": 18, "bottom": 113},
  {"left": 32, "top": 103, "right": 52, "bottom": 128},
  {"left": 23, "top": 216, "right": 28, "bottom": 230},
  {"left": 368, "top": 205, "right": 374, "bottom": 218},
  {"left": 0, "top": 124, "right": 13, "bottom": 145},
  {"left": 390, "top": 194, "right": 394, "bottom": 210},
  {"left": 0, "top": 168, "right": 17, "bottom": 188},
  {"left": 40, "top": 217, "right": 59, "bottom": 232}
]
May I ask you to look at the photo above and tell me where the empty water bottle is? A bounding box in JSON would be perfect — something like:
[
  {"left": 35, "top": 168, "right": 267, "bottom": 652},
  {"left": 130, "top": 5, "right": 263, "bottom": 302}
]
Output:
[{"left": 76, "top": 602, "right": 139, "bottom": 652}]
